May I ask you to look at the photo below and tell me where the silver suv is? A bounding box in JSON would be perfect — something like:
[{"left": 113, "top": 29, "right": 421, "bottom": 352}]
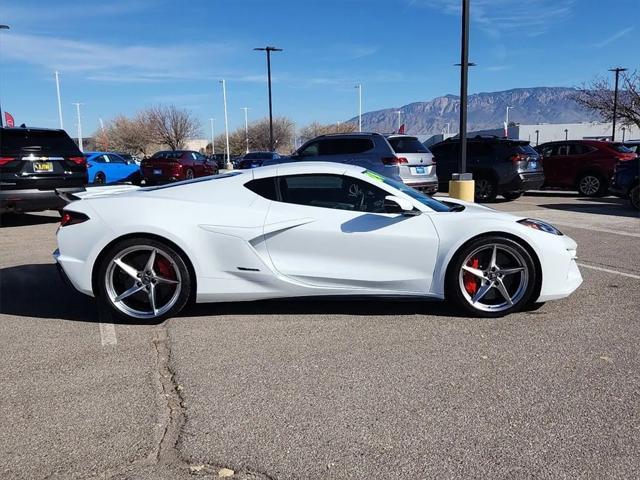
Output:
[
  {"left": 265, "top": 133, "right": 418, "bottom": 187},
  {"left": 385, "top": 134, "right": 438, "bottom": 193}
]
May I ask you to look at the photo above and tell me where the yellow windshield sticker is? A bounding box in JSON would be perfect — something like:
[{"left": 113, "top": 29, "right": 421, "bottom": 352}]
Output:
[{"left": 364, "top": 170, "right": 385, "bottom": 182}]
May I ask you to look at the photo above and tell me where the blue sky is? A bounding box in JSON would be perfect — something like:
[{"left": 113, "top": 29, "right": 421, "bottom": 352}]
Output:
[{"left": 0, "top": 0, "right": 637, "bottom": 136}]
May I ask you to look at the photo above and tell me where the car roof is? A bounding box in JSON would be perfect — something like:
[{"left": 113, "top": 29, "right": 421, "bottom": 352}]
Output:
[
  {"left": 252, "top": 161, "right": 364, "bottom": 177},
  {"left": 314, "top": 132, "right": 381, "bottom": 138},
  {"left": 537, "top": 139, "right": 612, "bottom": 146},
  {"left": 0, "top": 126, "right": 66, "bottom": 133},
  {"left": 385, "top": 134, "right": 418, "bottom": 139}
]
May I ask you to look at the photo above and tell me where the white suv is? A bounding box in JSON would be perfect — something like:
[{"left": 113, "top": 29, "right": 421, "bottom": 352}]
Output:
[{"left": 386, "top": 135, "right": 438, "bottom": 194}]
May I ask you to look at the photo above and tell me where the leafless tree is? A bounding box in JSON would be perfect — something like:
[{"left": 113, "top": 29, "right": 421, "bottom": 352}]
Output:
[
  {"left": 214, "top": 116, "right": 295, "bottom": 156},
  {"left": 98, "top": 114, "right": 155, "bottom": 157},
  {"left": 145, "top": 105, "right": 202, "bottom": 150},
  {"left": 574, "top": 70, "right": 640, "bottom": 130},
  {"left": 298, "top": 121, "right": 357, "bottom": 143}
]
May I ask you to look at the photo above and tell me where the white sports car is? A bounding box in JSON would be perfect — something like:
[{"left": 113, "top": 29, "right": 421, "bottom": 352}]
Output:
[{"left": 54, "top": 162, "right": 582, "bottom": 321}]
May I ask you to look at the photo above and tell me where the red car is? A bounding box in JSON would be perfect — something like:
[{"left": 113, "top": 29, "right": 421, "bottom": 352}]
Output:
[
  {"left": 535, "top": 140, "right": 637, "bottom": 196},
  {"left": 141, "top": 150, "right": 218, "bottom": 184}
]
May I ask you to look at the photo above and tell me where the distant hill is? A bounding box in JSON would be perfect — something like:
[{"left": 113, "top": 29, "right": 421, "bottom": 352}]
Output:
[{"left": 348, "top": 87, "right": 601, "bottom": 135}]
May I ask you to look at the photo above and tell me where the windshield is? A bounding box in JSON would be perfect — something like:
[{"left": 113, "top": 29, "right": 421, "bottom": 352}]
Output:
[
  {"left": 362, "top": 170, "right": 451, "bottom": 212},
  {"left": 387, "top": 136, "right": 430, "bottom": 154}
]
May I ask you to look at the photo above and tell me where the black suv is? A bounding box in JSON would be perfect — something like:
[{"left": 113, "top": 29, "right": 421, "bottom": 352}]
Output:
[
  {"left": 0, "top": 127, "right": 87, "bottom": 213},
  {"left": 429, "top": 136, "right": 544, "bottom": 201}
]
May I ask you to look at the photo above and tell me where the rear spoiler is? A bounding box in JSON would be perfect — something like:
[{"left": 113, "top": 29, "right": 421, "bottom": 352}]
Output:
[{"left": 56, "top": 184, "right": 141, "bottom": 203}]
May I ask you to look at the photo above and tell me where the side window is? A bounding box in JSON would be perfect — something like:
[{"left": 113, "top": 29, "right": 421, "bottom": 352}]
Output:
[
  {"left": 557, "top": 144, "right": 571, "bottom": 156},
  {"left": 298, "top": 141, "right": 320, "bottom": 158},
  {"left": 570, "top": 144, "right": 592, "bottom": 155},
  {"left": 245, "top": 178, "right": 278, "bottom": 200},
  {"left": 467, "top": 143, "right": 493, "bottom": 157},
  {"left": 318, "top": 138, "right": 374, "bottom": 155},
  {"left": 194, "top": 152, "right": 206, "bottom": 162},
  {"left": 108, "top": 154, "right": 125, "bottom": 163},
  {"left": 278, "top": 174, "right": 387, "bottom": 213},
  {"left": 540, "top": 145, "right": 555, "bottom": 157},
  {"left": 102, "top": 154, "right": 110, "bottom": 163}
]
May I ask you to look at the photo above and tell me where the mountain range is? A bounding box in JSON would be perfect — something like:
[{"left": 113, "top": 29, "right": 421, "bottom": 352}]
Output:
[{"left": 349, "top": 87, "right": 602, "bottom": 135}]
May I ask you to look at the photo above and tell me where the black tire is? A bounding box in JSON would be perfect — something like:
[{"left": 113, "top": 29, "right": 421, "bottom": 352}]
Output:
[
  {"left": 502, "top": 191, "right": 523, "bottom": 201},
  {"left": 446, "top": 235, "right": 539, "bottom": 318},
  {"left": 96, "top": 237, "right": 192, "bottom": 322},
  {"left": 474, "top": 176, "right": 498, "bottom": 202},
  {"left": 577, "top": 173, "right": 607, "bottom": 197},
  {"left": 185, "top": 168, "right": 195, "bottom": 180},
  {"left": 94, "top": 173, "right": 106, "bottom": 185},
  {"left": 629, "top": 184, "right": 639, "bottom": 210}
]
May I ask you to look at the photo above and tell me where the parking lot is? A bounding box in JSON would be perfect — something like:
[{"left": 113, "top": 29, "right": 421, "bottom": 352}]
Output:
[{"left": 1, "top": 192, "right": 638, "bottom": 480}]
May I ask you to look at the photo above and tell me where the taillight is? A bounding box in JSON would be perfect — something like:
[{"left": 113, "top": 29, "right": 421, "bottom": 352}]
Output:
[
  {"left": 69, "top": 156, "right": 86, "bottom": 166},
  {"left": 60, "top": 210, "right": 90, "bottom": 227},
  {"left": 509, "top": 153, "right": 528, "bottom": 164},
  {"left": 431, "top": 156, "right": 436, "bottom": 164},
  {"left": 0, "top": 156, "right": 16, "bottom": 166},
  {"left": 382, "top": 156, "right": 408, "bottom": 165}
]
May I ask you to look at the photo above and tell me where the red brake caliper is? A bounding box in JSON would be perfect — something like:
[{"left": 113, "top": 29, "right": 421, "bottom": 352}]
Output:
[
  {"left": 155, "top": 257, "right": 176, "bottom": 280},
  {"left": 463, "top": 258, "right": 480, "bottom": 295}
]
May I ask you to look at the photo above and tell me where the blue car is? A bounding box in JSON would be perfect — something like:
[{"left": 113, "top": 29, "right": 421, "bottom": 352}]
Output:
[
  {"left": 85, "top": 152, "right": 141, "bottom": 185},
  {"left": 610, "top": 158, "right": 639, "bottom": 210}
]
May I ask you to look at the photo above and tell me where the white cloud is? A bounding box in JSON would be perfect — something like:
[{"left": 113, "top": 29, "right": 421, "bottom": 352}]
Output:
[
  {"left": 1, "top": 33, "right": 232, "bottom": 82},
  {"left": 594, "top": 26, "right": 634, "bottom": 48}
]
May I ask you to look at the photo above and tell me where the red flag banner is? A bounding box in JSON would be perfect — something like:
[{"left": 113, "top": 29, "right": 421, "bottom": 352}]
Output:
[
  {"left": 398, "top": 123, "right": 405, "bottom": 134},
  {"left": 4, "top": 111, "right": 15, "bottom": 127}
]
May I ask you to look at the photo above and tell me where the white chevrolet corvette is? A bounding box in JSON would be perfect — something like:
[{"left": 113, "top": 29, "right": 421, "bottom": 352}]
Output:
[{"left": 54, "top": 162, "right": 582, "bottom": 321}]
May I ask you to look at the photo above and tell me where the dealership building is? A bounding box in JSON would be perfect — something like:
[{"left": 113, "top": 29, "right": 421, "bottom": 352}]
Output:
[{"left": 423, "top": 122, "right": 639, "bottom": 147}]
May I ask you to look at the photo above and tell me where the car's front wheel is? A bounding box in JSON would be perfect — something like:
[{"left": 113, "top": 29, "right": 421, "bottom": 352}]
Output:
[
  {"left": 446, "top": 236, "right": 538, "bottom": 317},
  {"left": 96, "top": 237, "right": 192, "bottom": 322},
  {"left": 577, "top": 173, "right": 607, "bottom": 197},
  {"left": 629, "top": 184, "right": 639, "bottom": 210}
]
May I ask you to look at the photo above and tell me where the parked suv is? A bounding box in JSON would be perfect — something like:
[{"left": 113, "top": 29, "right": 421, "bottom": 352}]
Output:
[
  {"left": 385, "top": 135, "right": 437, "bottom": 193},
  {"left": 429, "top": 136, "right": 544, "bottom": 201},
  {"left": 535, "top": 140, "right": 637, "bottom": 197},
  {"left": 238, "top": 151, "right": 281, "bottom": 169},
  {"left": 610, "top": 157, "right": 639, "bottom": 210},
  {"left": 0, "top": 127, "right": 87, "bottom": 213},
  {"left": 141, "top": 150, "right": 218, "bottom": 184},
  {"left": 263, "top": 133, "right": 405, "bottom": 184}
]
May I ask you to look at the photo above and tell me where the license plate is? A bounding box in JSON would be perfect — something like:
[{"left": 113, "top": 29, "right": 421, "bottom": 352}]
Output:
[
  {"left": 528, "top": 161, "right": 538, "bottom": 170},
  {"left": 412, "top": 166, "right": 426, "bottom": 174},
  {"left": 153, "top": 169, "right": 162, "bottom": 175},
  {"left": 34, "top": 161, "right": 53, "bottom": 172}
]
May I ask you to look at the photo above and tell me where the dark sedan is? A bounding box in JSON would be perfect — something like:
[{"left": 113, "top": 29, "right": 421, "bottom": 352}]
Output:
[
  {"left": 610, "top": 157, "right": 639, "bottom": 210},
  {"left": 237, "top": 151, "right": 281, "bottom": 169}
]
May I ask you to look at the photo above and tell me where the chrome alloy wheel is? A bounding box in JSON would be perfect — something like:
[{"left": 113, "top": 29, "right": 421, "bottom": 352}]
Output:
[
  {"left": 458, "top": 243, "right": 529, "bottom": 313},
  {"left": 579, "top": 175, "right": 601, "bottom": 196},
  {"left": 105, "top": 246, "right": 182, "bottom": 319}
]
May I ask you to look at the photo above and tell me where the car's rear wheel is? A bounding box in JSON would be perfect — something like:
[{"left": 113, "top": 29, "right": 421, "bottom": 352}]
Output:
[
  {"left": 185, "top": 168, "right": 195, "bottom": 180},
  {"left": 630, "top": 184, "right": 640, "bottom": 210},
  {"left": 577, "top": 173, "right": 606, "bottom": 197},
  {"left": 446, "top": 236, "right": 538, "bottom": 317},
  {"left": 96, "top": 238, "right": 192, "bottom": 322},
  {"left": 502, "top": 191, "right": 522, "bottom": 201},
  {"left": 94, "top": 173, "right": 106, "bottom": 184},
  {"left": 474, "top": 177, "right": 498, "bottom": 202}
]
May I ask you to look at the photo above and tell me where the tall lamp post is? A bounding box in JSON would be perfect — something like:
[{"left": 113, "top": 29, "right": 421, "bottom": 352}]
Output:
[
  {"left": 254, "top": 46, "right": 282, "bottom": 152},
  {"left": 450, "top": 0, "right": 475, "bottom": 201},
  {"left": 396, "top": 110, "right": 402, "bottom": 132},
  {"left": 72, "top": 102, "right": 84, "bottom": 152},
  {"left": 0, "top": 24, "right": 9, "bottom": 127},
  {"left": 55, "top": 71, "right": 64, "bottom": 129},
  {"left": 209, "top": 118, "right": 215, "bottom": 156},
  {"left": 355, "top": 84, "right": 363, "bottom": 132},
  {"left": 219, "top": 79, "right": 231, "bottom": 169},
  {"left": 564, "top": 128, "right": 568, "bottom": 140},
  {"left": 241, "top": 107, "right": 250, "bottom": 153},
  {"left": 505, "top": 106, "right": 514, "bottom": 137},
  {"left": 535, "top": 129, "right": 540, "bottom": 146},
  {"left": 609, "top": 67, "right": 627, "bottom": 141},
  {"left": 622, "top": 126, "right": 626, "bottom": 143}
]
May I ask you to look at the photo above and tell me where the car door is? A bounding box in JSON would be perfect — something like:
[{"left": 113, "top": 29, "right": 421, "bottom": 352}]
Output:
[
  {"left": 263, "top": 173, "right": 439, "bottom": 294},
  {"left": 540, "top": 143, "right": 570, "bottom": 186},
  {"left": 106, "top": 154, "right": 129, "bottom": 181}
]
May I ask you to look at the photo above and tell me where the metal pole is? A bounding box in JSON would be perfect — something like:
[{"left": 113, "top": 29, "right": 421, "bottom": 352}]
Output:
[
  {"left": 622, "top": 126, "right": 626, "bottom": 143},
  {"left": 458, "top": 0, "right": 470, "bottom": 174},
  {"left": 356, "top": 84, "right": 363, "bottom": 132},
  {"left": 564, "top": 128, "right": 568, "bottom": 140},
  {"left": 535, "top": 129, "right": 539, "bottom": 146},
  {"left": 609, "top": 67, "right": 627, "bottom": 141},
  {"left": 210, "top": 118, "right": 215, "bottom": 155},
  {"left": 0, "top": 24, "right": 9, "bottom": 128},
  {"left": 55, "top": 71, "right": 64, "bottom": 129},
  {"left": 220, "top": 80, "right": 231, "bottom": 169},
  {"left": 396, "top": 110, "right": 401, "bottom": 132},
  {"left": 254, "top": 47, "right": 282, "bottom": 152},
  {"left": 72, "top": 102, "right": 83, "bottom": 152},
  {"left": 242, "top": 107, "right": 250, "bottom": 153}
]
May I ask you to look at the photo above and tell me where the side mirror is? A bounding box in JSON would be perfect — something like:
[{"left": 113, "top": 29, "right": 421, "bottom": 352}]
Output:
[{"left": 384, "top": 195, "right": 419, "bottom": 215}]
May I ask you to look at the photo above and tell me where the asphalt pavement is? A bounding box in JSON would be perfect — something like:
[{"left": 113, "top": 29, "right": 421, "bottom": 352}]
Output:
[{"left": 0, "top": 192, "right": 638, "bottom": 479}]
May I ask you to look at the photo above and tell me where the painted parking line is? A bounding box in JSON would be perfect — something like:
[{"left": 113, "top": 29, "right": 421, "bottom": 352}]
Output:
[
  {"left": 99, "top": 322, "right": 117, "bottom": 346},
  {"left": 577, "top": 262, "right": 640, "bottom": 280}
]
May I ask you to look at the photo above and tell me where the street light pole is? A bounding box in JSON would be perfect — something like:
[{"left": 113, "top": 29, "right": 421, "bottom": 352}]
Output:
[
  {"left": 564, "top": 128, "right": 568, "bottom": 140},
  {"left": 535, "top": 129, "right": 540, "bottom": 146},
  {"left": 209, "top": 118, "right": 215, "bottom": 155},
  {"left": 220, "top": 79, "right": 231, "bottom": 169},
  {"left": 0, "top": 24, "right": 10, "bottom": 128},
  {"left": 55, "top": 71, "right": 64, "bottom": 129},
  {"left": 458, "top": 0, "right": 470, "bottom": 176},
  {"left": 396, "top": 110, "right": 401, "bottom": 132},
  {"left": 355, "top": 84, "right": 363, "bottom": 132},
  {"left": 254, "top": 46, "right": 282, "bottom": 151},
  {"left": 242, "top": 107, "right": 250, "bottom": 153},
  {"left": 609, "top": 67, "right": 627, "bottom": 141},
  {"left": 505, "top": 106, "right": 514, "bottom": 137},
  {"left": 622, "top": 126, "right": 626, "bottom": 143},
  {"left": 72, "top": 102, "right": 84, "bottom": 152}
]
